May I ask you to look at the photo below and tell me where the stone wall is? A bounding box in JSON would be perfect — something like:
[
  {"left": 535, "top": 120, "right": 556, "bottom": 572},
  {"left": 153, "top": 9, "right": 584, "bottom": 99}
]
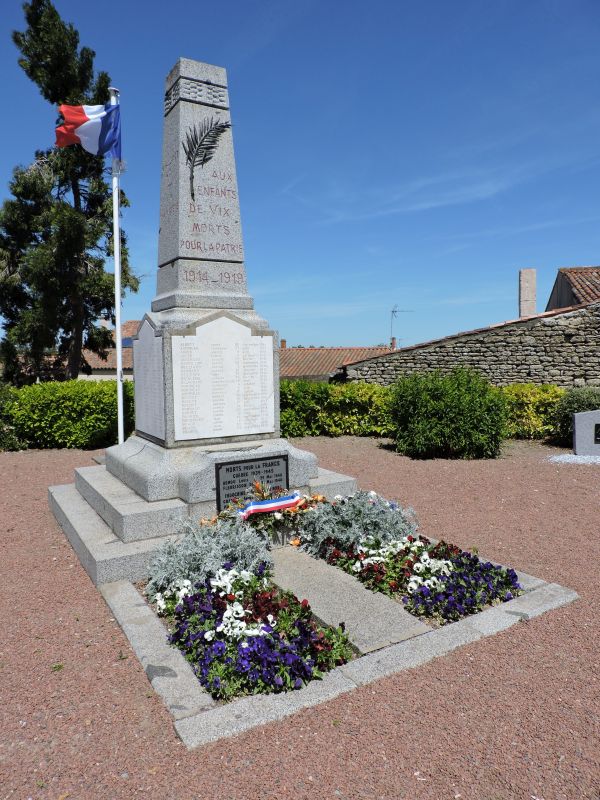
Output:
[{"left": 345, "top": 303, "right": 600, "bottom": 387}]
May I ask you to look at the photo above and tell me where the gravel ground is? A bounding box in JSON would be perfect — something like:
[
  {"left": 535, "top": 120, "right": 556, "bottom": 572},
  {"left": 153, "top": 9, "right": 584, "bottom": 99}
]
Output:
[{"left": 1, "top": 438, "right": 599, "bottom": 800}]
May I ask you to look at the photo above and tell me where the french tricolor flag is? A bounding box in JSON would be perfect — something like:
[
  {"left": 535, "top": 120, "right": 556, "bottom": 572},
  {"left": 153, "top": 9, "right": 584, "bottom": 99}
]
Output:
[{"left": 55, "top": 103, "right": 121, "bottom": 159}]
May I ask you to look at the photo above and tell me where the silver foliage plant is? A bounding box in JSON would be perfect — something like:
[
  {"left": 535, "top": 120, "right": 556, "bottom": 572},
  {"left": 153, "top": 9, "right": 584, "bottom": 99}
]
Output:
[
  {"left": 146, "top": 515, "right": 272, "bottom": 600},
  {"left": 298, "top": 491, "right": 418, "bottom": 557}
]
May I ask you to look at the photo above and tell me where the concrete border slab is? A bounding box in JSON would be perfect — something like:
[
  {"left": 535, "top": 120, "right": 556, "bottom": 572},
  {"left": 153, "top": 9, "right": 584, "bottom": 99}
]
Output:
[
  {"left": 101, "top": 581, "right": 213, "bottom": 719},
  {"left": 272, "top": 548, "right": 430, "bottom": 653},
  {"left": 100, "top": 569, "right": 578, "bottom": 750}
]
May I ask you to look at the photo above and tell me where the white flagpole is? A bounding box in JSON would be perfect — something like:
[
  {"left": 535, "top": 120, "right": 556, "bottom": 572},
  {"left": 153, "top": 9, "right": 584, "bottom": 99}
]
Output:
[{"left": 109, "top": 86, "right": 124, "bottom": 445}]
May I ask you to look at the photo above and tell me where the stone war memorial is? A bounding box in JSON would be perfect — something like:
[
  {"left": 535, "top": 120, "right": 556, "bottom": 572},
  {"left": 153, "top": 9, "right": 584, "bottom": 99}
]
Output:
[
  {"left": 44, "top": 58, "right": 580, "bottom": 750},
  {"left": 49, "top": 58, "right": 356, "bottom": 585}
]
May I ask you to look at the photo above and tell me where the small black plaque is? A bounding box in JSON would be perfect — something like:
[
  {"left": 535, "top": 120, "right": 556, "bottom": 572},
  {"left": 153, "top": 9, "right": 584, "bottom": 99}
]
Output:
[
  {"left": 215, "top": 455, "right": 289, "bottom": 511},
  {"left": 595, "top": 424, "right": 600, "bottom": 445}
]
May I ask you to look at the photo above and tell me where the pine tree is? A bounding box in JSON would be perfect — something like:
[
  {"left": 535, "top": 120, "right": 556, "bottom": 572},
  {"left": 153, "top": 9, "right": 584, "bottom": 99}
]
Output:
[{"left": 0, "top": 0, "right": 138, "bottom": 384}]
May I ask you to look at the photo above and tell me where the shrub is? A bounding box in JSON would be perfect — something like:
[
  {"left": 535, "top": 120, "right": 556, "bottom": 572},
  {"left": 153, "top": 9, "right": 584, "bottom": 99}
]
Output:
[
  {"left": 388, "top": 367, "right": 506, "bottom": 459},
  {"left": 500, "top": 383, "right": 565, "bottom": 439},
  {"left": 299, "top": 490, "right": 418, "bottom": 558},
  {"left": 8, "top": 380, "right": 135, "bottom": 449},
  {"left": 552, "top": 387, "right": 600, "bottom": 446},
  {"left": 280, "top": 380, "right": 392, "bottom": 438},
  {"left": 279, "top": 380, "right": 335, "bottom": 437},
  {"left": 0, "top": 383, "right": 26, "bottom": 451},
  {"left": 146, "top": 516, "right": 272, "bottom": 600},
  {"left": 321, "top": 383, "right": 393, "bottom": 436}
]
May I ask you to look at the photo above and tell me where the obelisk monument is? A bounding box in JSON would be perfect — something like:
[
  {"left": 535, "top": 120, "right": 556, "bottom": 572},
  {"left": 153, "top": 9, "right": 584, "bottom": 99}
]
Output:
[
  {"left": 49, "top": 59, "right": 355, "bottom": 585},
  {"left": 105, "top": 58, "right": 355, "bottom": 513}
]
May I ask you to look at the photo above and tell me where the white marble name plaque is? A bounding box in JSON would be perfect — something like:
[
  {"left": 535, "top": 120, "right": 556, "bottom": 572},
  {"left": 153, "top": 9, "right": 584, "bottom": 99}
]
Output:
[
  {"left": 216, "top": 455, "right": 289, "bottom": 511},
  {"left": 171, "top": 316, "right": 274, "bottom": 440},
  {"left": 133, "top": 320, "right": 165, "bottom": 440}
]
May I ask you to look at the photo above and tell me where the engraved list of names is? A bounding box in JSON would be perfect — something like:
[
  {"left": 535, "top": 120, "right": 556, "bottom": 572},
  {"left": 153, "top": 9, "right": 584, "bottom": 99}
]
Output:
[{"left": 171, "top": 316, "right": 274, "bottom": 440}]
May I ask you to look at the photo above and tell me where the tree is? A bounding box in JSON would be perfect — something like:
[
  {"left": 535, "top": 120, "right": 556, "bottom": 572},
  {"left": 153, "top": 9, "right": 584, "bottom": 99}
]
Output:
[{"left": 0, "top": 0, "right": 138, "bottom": 384}]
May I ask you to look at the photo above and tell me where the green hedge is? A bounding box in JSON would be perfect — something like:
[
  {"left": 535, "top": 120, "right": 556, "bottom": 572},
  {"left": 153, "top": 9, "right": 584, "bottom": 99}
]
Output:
[
  {"left": 0, "top": 383, "right": 26, "bottom": 451},
  {"left": 3, "top": 380, "right": 135, "bottom": 449},
  {"left": 280, "top": 380, "right": 392, "bottom": 437},
  {"left": 0, "top": 375, "right": 595, "bottom": 453},
  {"left": 499, "top": 384, "right": 565, "bottom": 439},
  {"left": 388, "top": 367, "right": 506, "bottom": 459}
]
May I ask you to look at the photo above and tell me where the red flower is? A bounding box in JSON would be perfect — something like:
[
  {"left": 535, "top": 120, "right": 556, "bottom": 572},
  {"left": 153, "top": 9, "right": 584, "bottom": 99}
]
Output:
[
  {"left": 226, "top": 593, "right": 236, "bottom": 602},
  {"left": 301, "top": 599, "right": 310, "bottom": 609}
]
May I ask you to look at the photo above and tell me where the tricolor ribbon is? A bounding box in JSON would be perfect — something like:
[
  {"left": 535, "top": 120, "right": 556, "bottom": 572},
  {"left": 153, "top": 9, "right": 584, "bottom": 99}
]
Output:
[{"left": 238, "top": 492, "right": 303, "bottom": 520}]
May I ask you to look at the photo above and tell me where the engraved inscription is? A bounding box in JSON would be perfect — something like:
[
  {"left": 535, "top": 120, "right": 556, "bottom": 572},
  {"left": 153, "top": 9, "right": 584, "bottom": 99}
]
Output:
[
  {"left": 182, "top": 269, "right": 245, "bottom": 286},
  {"left": 216, "top": 457, "right": 289, "bottom": 510},
  {"left": 171, "top": 317, "right": 274, "bottom": 441},
  {"left": 179, "top": 239, "right": 243, "bottom": 257}
]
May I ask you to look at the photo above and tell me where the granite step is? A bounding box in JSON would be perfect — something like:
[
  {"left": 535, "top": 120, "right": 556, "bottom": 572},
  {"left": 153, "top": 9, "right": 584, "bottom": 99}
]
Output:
[
  {"left": 272, "top": 548, "right": 430, "bottom": 654},
  {"left": 75, "top": 465, "right": 187, "bottom": 542},
  {"left": 49, "top": 483, "right": 179, "bottom": 585}
]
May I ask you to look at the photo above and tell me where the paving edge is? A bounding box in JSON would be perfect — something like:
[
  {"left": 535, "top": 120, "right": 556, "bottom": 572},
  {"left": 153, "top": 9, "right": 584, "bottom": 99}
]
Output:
[{"left": 100, "top": 575, "right": 578, "bottom": 749}]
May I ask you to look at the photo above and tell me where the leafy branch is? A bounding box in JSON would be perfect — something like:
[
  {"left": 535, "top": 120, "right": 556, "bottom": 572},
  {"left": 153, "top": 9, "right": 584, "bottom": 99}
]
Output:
[{"left": 182, "top": 117, "right": 231, "bottom": 200}]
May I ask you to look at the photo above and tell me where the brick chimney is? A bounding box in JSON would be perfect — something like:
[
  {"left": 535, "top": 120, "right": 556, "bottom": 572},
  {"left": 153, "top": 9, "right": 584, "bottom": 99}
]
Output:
[
  {"left": 390, "top": 336, "right": 397, "bottom": 350},
  {"left": 519, "top": 269, "right": 536, "bottom": 317},
  {"left": 280, "top": 338, "right": 287, "bottom": 349}
]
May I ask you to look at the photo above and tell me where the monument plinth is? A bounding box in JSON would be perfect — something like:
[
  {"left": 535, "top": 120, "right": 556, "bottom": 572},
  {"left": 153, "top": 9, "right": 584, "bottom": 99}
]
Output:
[{"left": 49, "top": 59, "right": 356, "bottom": 585}]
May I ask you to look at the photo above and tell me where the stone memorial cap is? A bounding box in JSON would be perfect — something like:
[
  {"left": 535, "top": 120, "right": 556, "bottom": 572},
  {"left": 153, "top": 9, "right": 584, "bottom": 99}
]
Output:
[{"left": 154, "top": 58, "right": 252, "bottom": 312}]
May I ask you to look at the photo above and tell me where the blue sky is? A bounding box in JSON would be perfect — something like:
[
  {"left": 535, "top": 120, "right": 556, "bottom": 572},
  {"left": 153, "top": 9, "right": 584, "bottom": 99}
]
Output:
[{"left": 2, "top": 0, "right": 599, "bottom": 347}]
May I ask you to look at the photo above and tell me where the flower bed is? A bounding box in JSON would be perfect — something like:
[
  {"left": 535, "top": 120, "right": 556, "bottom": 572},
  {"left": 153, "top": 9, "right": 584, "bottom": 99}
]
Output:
[
  {"left": 298, "top": 491, "right": 522, "bottom": 624},
  {"left": 315, "top": 530, "right": 520, "bottom": 623},
  {"left": 146, "top": 485, "right": 522, "bottom": 700},
  {"left": 150, "top": 562, "right": 352, "bottom": 702}
]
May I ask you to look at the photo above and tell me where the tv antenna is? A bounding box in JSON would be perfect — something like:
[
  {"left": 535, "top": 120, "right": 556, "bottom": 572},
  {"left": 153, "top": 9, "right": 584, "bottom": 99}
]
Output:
[{"left": 390, "top": 305, "right": 414, "bottom": 344}]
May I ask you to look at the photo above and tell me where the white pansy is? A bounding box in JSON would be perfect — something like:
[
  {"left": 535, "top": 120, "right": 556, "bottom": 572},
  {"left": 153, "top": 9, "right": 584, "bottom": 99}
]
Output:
[
  {"left": 175, "top": 579, "right": 193, "bottom": 602},
  {"left": 413, "top": 563, "right": 424, "bottom": 574},
  {"left": 155, "top": 593, "right": 166, "bottom": 613},
  {"left": 274, "top": 512, "right": 283, "bottom": 521},
  {"left": 203, "top": 630, "right": 215, "bottom": 641},
  {"left": 244, "top": 627, "right": 264, "bottom": 637},
  {"left": 210, "top": 566, "right": 254, "bottom": 598},
  {"left": 214, "top": 599, "right": 271, "bottom": 640}
]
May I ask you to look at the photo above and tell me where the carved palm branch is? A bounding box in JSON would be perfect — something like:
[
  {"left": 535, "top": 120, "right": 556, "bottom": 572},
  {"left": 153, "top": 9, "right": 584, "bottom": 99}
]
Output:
[{"left": 183, "top": 118, "right": 231, "bottom": 200}]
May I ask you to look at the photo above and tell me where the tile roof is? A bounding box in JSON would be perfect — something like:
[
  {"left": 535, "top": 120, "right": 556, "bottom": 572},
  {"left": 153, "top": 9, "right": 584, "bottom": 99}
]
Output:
[
  {"left": 85, "top": 322, "right": 390, "bottom": 376},
  {"left": 558, "top": 266, "right": 600, "bottom": 304},
  {"left": 280, "top": 347, "right": 391, "bottom": 378},
  {"left": 82, "top": 321, "right": 139, "bottom": 371},
  {"left": 83, "top": 346, "right": 133, "bottom": 371}
]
